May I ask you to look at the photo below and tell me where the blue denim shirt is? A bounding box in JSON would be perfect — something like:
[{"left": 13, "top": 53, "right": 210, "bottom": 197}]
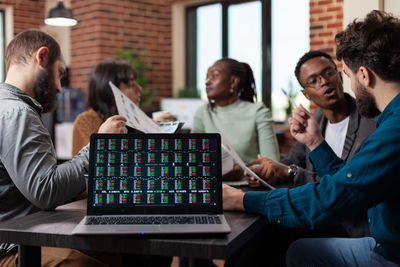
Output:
[{"left": 244, "top": 93, "right": 400, "bottom": 263}]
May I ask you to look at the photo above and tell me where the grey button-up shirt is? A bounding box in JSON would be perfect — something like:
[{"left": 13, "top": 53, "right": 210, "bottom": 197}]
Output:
[{"left": 0, "top": 83, "right": 89, "bottom": 256}]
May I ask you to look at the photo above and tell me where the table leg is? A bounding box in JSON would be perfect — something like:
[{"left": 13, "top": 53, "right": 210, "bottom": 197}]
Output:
[
  {"left": 18, "top": 245, "right": 41, "bottom": 267},
  {"left": 185, "top": 258, "right": 217, "bottom": 267}
]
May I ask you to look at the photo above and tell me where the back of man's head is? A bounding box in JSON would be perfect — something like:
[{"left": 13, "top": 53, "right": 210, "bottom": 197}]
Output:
[
  {"left": 5, "top": 29, "right": 61, "bottom": 72},
  {"left": 294, "top": 50, "right": 336, "bottom": 87},
  {"left": 336, "top": 10, "right": 400, "bottom": 82}
]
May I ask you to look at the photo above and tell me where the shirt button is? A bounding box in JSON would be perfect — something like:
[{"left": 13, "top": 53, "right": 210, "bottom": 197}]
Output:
[
  {"left": 347, "top": 173, "right": 353, "bottom": 178},
  {"left": 277, "top": 219, "right": 281, "bottom": 224},
  {"left": 368, "top": 218, "right": 371, "bottom": 223}
]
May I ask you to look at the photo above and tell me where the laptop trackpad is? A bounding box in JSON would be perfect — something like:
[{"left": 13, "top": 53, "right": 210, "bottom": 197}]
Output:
[{"left": 115, "top": 225, "right": 161, "bottom": 232}]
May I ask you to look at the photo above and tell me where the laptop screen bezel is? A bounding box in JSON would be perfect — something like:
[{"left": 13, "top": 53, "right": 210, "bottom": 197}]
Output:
[{"left": 87, "top": 133, "right": 223, "bottom": 215}]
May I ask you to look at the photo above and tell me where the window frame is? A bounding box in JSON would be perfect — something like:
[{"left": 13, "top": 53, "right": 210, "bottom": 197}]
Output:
[{"left": 185, "top": 0, "right": 271, "bottom": 108}]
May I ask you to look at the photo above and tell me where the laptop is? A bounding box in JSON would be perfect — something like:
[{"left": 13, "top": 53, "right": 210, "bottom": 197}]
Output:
[{"left": 72, "top": 133, "right": 231, "bottom": 235}]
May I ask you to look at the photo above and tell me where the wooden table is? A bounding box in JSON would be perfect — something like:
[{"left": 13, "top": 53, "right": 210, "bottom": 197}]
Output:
[{"left": 0, "top": 199, "right": 265, "bottom": 267}]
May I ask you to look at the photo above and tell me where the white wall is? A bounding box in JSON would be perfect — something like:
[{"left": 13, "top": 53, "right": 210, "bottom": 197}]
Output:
[
  {"left": 341, "top": 0, "right": 400, "bottom": 94},
  {"left": 343, "top": 0, "right": 382, "bottom": 26},
  {"left": 384, "top": 0, "right": 400, "bottom": 15}
]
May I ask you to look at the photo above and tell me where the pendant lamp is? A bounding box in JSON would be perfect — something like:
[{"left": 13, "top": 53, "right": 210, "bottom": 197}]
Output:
[{"left": 45, "top": 0, "right": 77, "bottom": 27}]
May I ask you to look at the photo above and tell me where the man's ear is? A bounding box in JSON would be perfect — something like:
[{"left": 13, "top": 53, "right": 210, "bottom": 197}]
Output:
[
  {"left": 301, "top": 89, "right": 311, "bottom": 100},
  {"left": 230, "top": 76, "right": 240, "bottom": 90},
  {"left": 358, "top": 66, "right": 374, "bottom": 88},
  {"left": 33, "top": 47, "right": 49, "bottom": 67}
]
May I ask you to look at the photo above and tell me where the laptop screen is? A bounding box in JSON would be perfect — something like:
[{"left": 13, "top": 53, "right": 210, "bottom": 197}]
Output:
[{"left": 87, "top": 133, "right": 222, "bottom": 215}]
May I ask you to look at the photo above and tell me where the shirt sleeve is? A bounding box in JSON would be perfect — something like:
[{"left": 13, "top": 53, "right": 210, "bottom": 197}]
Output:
[
  {"left": 243, "top": 122, "right": 400, "bottom": 230},
  {"left": 280, "top": 142, "right": 319, "bottom": 186},
  {"left": 191, "top": 105, "right": 206, "bottom": 133},
  {"left": 309, "top": 141, "right": 347, "bottom": 177},
  {"left": 280, "top": 142, "right": 308, "bottom": 167},
  {"left": 256, "top": 104, "right": 280, "bottom": 161},
  {"left": 0, "top": 106, "right": 88, "bottom": 210}
]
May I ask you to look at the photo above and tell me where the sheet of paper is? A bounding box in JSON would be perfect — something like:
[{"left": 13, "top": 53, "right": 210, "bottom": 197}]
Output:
[
  {"left": 222, "top": 154, "right": 234, "bottom": 176},
  {"left": 110, "top": 81, "right": 178, "bottom": 134},
  {"left": 156, "top": 121, "right": 181, "bottom": 133},
  {"left": 220, "top": 135, "right": 275, "bottom": 190}
]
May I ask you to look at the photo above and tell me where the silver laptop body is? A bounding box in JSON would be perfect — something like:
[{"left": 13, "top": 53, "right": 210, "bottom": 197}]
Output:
[{"left": 72, "top": 133, "right": 231, "bottom": 235}]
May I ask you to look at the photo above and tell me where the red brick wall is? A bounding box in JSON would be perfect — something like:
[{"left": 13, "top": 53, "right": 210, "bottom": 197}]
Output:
[
  {"left": 309, "top": 0, "right": 343, "bottom": 63},
  {"left": 0, "top": 0, "right": 45, "bottom": 35},
  {"left": 308, "top": 0, "right": 343, "bottom": 112},
  {"left": 70, "top": 0, "right": 180, "bottom": 106}
]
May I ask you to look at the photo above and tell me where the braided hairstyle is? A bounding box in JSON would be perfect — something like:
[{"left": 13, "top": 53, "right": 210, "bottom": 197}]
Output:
[{"left": 215, "top": 58, "right": 257, "bottom": 103}]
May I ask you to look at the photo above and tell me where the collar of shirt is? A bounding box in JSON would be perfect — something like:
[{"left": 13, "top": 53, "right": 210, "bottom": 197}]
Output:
[
  {"left": 0, "top": 82, "right": 43, "bottom": 114},
  {"left": 376, "top": 92, "right": 400, "bottom": 127}
]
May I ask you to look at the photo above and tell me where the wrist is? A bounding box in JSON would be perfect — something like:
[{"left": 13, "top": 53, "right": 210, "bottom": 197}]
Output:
[
  {"left": 236, "top": 191, "right": 245, "bottom": 211},
  {"left": 307, "top": 136, "right": 324, "bottom": 151},
  {"left": 287, "top": 164, "right": 298, "bottom": 182}
]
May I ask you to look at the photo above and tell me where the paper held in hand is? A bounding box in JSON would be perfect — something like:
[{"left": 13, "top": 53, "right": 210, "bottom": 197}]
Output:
[
  {"left": 220, "top": 135, "right": 275, "bottom": 190},
  {"left": 109, "top": 81, "right": 182, "bottom": 133}
]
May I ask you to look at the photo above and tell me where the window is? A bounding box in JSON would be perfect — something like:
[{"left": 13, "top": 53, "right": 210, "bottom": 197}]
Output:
[
  {"left": 186, "top": 0, "right": 269, "bottom": 104},
  {"left": 271, "top": 0, "right": 309, "bottom": 121},
  {"left": 185, "top": 0, "right": 309, "bottom": 121}
]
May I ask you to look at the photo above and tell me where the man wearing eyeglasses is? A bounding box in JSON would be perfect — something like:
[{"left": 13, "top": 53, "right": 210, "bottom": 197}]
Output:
[
  {"left": 222, "top": 51, "right": 377, "bottom": 266},
  {"left": 246, "top": 50, "right": 376, "bottom": 238}
]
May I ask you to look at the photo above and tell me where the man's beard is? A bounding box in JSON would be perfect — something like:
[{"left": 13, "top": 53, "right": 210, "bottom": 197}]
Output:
[
  {"left": 355, "top": 81, "right": 381, "bottom": 118},
  {"left": 33, "top": 67, "right": 58, "bottom": 113}
]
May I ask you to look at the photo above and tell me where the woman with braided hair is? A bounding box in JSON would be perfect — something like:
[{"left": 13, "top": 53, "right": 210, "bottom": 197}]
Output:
[{"left": 192, "top": 58, "right": 279, "bottom": 179}]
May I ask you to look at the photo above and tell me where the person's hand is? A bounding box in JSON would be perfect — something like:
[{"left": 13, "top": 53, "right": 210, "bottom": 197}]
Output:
[
  {"left": 222, "top": 163, "right": 243, "bottom": 181},
  {"left": 288, "top": 105, "right": 324, "bottom": 151},
  {"left": 153, "top": 112, "right": 175, "bottom": 122},
  {"left": 98, "top": 115, "right": 128, "bottom": 134},
  {"left": 246, "top": 155, "right": 289, "bottom": 187},
  {"left": 222, "top": 184, "right": 245, "bottom": 211}
]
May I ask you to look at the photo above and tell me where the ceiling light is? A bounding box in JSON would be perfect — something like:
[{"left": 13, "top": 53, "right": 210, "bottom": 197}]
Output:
[{"left": 45, "top": 0, "right": 77, "bottom": 27}]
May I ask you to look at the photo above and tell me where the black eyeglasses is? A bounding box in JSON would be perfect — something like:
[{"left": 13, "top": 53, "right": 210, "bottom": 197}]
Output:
[{"left": 304, "top": 68, "right": 338, "bottom": 89}]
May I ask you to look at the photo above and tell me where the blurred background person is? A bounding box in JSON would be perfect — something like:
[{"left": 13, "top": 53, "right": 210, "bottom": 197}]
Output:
[{"left": 72, "top": 60, "right": 173, "bottom": 156}]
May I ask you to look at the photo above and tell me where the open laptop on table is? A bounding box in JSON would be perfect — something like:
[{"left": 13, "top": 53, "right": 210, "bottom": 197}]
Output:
[{"left": 72, "top": 133, "right": 231, "bottom": 235}]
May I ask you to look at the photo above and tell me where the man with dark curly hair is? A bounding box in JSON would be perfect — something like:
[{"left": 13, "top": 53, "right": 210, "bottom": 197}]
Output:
[{"left": 223, "top": 10, "right": 400, "bottom": 267}]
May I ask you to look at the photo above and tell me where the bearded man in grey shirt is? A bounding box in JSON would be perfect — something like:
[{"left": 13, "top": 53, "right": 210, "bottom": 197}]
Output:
[{"left": 0, "top": 30, "right": 127, "bottom": 266}]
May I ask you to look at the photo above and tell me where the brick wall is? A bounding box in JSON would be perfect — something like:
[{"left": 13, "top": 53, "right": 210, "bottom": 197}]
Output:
[
  {"left": 0, "top": 0, "right": 45, "bottom": 35},
  {"left": 70, "top": 0, "right": 186, "bottom": 109},
  {"left": 307, "top": 0, "right": 343, "bottom": 112},
  {"left": 309, "top": 0, "right": 343, "bottom": 63}
]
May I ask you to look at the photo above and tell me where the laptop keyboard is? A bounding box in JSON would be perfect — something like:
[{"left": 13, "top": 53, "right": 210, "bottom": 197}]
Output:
[{"left": 85, "top": 216, "right": 222, "bottom": 225}]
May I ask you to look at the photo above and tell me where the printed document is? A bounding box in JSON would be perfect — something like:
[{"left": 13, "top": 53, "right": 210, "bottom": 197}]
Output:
[
  {"left": 109, "top": 81, "right": 180, "bottom": 133},
  {"left": 221, "top": 135, "right": 275, "bottom": 190}
]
